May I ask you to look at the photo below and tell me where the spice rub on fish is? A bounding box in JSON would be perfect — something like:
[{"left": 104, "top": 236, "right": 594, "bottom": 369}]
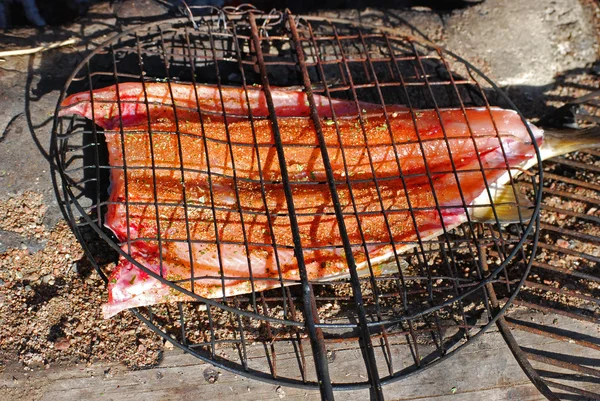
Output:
[
  {"left": 102, "top": 108, "right": 538, "bottom": 184},
  {"left": 58, "top": 81, "right": 560, "bottom": 318},
  {"left": 102, "top": 143, "right": 536, "bottom": 317}
]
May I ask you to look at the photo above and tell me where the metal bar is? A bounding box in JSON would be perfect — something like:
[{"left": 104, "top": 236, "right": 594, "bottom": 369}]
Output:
[
  {"left": 84, "top": 63, "right": 103, "bottom": 229},
  {"left": 505, "top": 318, "right": 600, "bottom": 351},
  {"left": 362, "top": 30, "right": 454, "bottom": 337},
  {"left": 535, "top": 242, "right": 600, "bottom": 264},
  {"left": 248, "top": 13, "right": 334, "bottom": 400},
  {"left": 544, "top": 379, "right": 600, "bottom": 399},
  {"left": 457, "top": 47, "right": 545, "bottom": 265},
  {"left": 378, "top": 28, "right": 453, "bottom": 359},
  {"left": 540, "top": 223, "right": 600, "bottom": 243},
  {"left": 549, "top": 157, "right": 600, "bottom": 174},
  {"left": 523, "top": 349, "right": 600, "bottom": 379},
  {"left": 134, "top": 33, "right": 166, "bottom": 279},
  {"left": 286, "top": 287, "right": 307, "bottom": 383},
  {"left": 66, "top": 126, "right": 527, "bottom": 157},
  {"left": 461, "top": 64, "right": 528, "bottom": 295},
  {"left": 480, "top": 228, "right": 557, "bottom": 401},
  {"left": 510, "top": 299, "right": 599, "bottom": 325},
  {"left": 157, "top": 26, "right": 198, "bottom": 294},
  {"left": 409, "top": 39, "right": 491, "bottom": 349},
  {"left": 305, "top": 22, "right": 395, "bottom": 377},
  {"left": 287, "top": 15, "right": 383, "bottom": 399},
  {"left": 177, "top": 303, "right": 188, "bottom": 347},
  {"left": 178, "top": 27, "right": 226, "bottom": 298},
  {"left": 436, "top": 47, "right": 515, "bottom": 321},
  {"left": 542, "top": 187, "right": 600, "bottom": 206},
  {"left": 523, "top": 280, "right": 600, "bottom": 305},
  {"left": 228, "top": 18, "right": 290, "bottom": 318},
  {"left": 233, "top": 297, "right": 249, "bottom": 371},
  {"left": 260, "top": 295, "right": 278, "bottom": 378},
  {"left": 582, "top": 148, "right": 600, "bottom": 157},
  {"left": 540, "top": 204, "right": 600, "bottom": 225},
  {"left": 109, "top": 44, "right": 132, "bottom": 257},
  {"left": 184, "top": 322, "right": 482, "bottom": 345},
  {"left": 542, "top": 172, "right": 600, "bottom": 192},
  {"left": 203, "top": 23, "right": 260, "bottom": 311},
  {"left": 496, "top": 318, "right": 560, "bottom": 401},
  {"left": 530, "top": 260, "right": 600, "bottom": 283},
  {"left": 206, "top": 304, "right": 217, "bottom": 358}
]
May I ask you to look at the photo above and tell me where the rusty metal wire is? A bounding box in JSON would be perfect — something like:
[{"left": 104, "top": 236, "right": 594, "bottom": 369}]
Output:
[
  {"left": 50, "top": 7, "right": 543, "bottom": 399},
  {"left": 498, "top": 90, "right": 600, "bottom": 401}
]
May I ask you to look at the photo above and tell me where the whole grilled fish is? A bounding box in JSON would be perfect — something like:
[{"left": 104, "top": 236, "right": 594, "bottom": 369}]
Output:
[{"left": 58, "top": 82, "right": 599, "bottom": 318}]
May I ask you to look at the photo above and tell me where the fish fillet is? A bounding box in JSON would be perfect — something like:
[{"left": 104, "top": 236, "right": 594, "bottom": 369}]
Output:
[{"left": 58, "top": 82, "right": 544, "bottom": 318}]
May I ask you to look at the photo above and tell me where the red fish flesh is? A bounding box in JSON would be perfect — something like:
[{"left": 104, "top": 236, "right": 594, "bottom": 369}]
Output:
[{"left": 58, "top": 82, "right": 546, "bottom": 318}]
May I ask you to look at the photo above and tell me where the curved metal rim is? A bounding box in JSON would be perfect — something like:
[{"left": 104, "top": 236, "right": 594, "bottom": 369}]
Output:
[
  {"left": 131, "top": 218, "right": 539, "bottom": 391},
  {"left": 48, "top": 9, "right": 544, "bottom": 388},
  {"left": 49, "top": 158, "right": 540, "bottom": 389},
  {"left": 50, "top": 12, "right": 543, "bottom": 326}
]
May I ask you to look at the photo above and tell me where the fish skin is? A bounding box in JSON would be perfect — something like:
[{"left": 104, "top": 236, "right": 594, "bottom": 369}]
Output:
[{"left": 58, "top": 82, "right": 405, "bottom": 129}]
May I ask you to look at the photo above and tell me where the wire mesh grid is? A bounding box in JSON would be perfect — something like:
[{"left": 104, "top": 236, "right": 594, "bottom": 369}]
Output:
[
  {"left": 497, "top": 90, "right": 600, "bottom": 401},
  {"left": 50, "top": 7, "right": 543, "bottom": 396}
]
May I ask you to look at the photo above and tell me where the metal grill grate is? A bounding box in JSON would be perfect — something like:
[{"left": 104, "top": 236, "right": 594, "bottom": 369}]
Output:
[
  {"left": 50, "top": 6, "right": 543, "bottom": 398},
  {"left": 497, "top": 90, "right": 600, "bottom": 401}
]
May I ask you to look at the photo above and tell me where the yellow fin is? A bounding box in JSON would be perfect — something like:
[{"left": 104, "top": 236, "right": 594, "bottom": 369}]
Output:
[
  {"left": 314, "top": 256, "right": 409, "bottom": 282},
  {"left": 470, "top": 183, "right": 533, "bottom": 224}
]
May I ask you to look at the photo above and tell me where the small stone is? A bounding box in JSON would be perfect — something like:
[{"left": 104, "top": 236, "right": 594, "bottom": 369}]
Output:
[
  {"left": 556, "top": 239, "right": 569, "bottom": 249},
  {"left": 24, "top": 354, "right": 45, "bottom": 369},
  {"left": 54, "top": 337, "right": 71, "bottom": 351},
  {"left": 69, "top": 263, "right": 78, "bottom": 274},
  {"left": 276, "top": 386, "right": 286, "bottom": 398},
  {"left": 411, "top": 6, "right": 431, "bottom": 12},
  {"left": 203, "top": 368, "right": 219, "bottom": 384}
]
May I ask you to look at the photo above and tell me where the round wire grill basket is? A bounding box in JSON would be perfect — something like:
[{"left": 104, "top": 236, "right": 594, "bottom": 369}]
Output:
[
  {"left": 498, "top": 90, "right": 600, "bottom": 401},
  {"left": 50, "top": 6, "right": 544, "bottom": 398}
]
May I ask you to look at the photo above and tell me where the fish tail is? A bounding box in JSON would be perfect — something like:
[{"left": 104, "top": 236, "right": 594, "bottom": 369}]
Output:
[{"left": 541, "top": 126, "right": 600, "bottom": 160}]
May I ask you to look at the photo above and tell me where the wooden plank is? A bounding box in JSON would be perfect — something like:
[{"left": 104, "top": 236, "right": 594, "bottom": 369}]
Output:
[
  {"left": 1, "top": 310, "right": 598, "bottom": 400},
  {"left": 0, "top": 326, "right": 534, "bottom": 401}
]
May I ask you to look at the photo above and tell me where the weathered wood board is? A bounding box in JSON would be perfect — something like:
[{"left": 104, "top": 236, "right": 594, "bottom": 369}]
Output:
[{"left": 2, "top": 311, "right": 598, "bottom": 401}]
